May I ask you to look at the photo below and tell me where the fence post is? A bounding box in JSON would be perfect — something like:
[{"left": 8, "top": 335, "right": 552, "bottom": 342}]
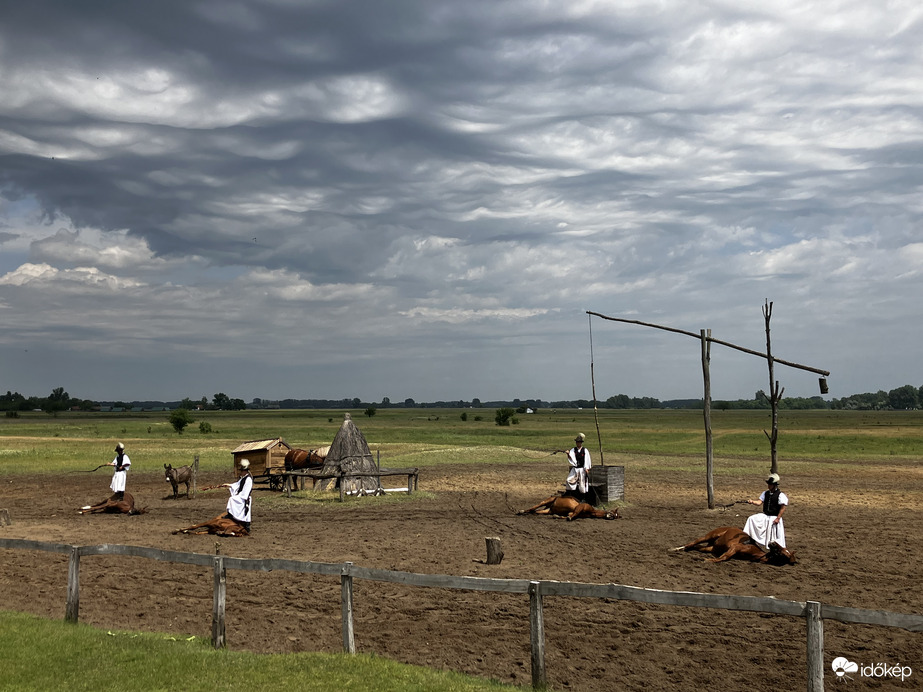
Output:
[
  {"left": 193, "top": 455, "right": 199, "bottom": 498},
  {"left": 529, "top": 580, "right": 547, "bottom": 690},
  {"left": 65, "top": 546, "right": 80, "bottom": 623},
  {"left": 806, "top": 600, "right": 824, "bottom": 692},
  {"left": 341, "top": 561, "right": 356, "bottom": 653},
  {"left": 212, "top": 555, "right": 227, "bottom": 649}
]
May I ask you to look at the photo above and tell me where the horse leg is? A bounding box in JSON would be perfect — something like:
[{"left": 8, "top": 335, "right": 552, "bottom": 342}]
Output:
[
  {"left": 517, "top": 497, "right": 557, "bottom": 515},
  {"left": 706, "top": 541, "right": 745, "bottom": 562},
  {"left": 567, "top": 504, "right": 590, "bottom": 520},
  {"left": 173, "top": 519, "right": 212, "bottom": 535},
  {"left": 673, "top": 535, "right": 714, "bottom": 552}
]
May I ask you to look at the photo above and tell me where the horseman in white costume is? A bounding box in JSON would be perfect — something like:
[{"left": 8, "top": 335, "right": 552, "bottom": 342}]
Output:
[{"left": 743, "top": 473, "right": 789, "bottom": 550}]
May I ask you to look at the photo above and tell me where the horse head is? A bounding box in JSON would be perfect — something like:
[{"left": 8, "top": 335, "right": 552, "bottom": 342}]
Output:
[
  {"left": 767, "top": 541, "right": 797, "bottom": 565},
  {"left": 604, "top": 508, "right": 620, "bottom": 520}
]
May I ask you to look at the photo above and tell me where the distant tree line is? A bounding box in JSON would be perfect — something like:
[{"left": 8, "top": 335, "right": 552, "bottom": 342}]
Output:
[
  {"left": 5, "top": 384, "right": 923, "bottom": 414},
  {"left": 0, "top": 388, "right": 96, "bottom": 415}
]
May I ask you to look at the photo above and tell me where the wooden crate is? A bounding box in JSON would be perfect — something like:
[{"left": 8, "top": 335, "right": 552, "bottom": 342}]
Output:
[{"left": 589, "top": 465, "right": 624, "bottom": 503}]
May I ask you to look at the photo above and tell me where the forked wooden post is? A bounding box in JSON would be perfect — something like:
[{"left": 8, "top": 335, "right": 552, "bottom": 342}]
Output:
[
  {"left": 212, "top": 555, "right": 227, "bottom": 648},
  {"left": 193, "top": 455, "right": 199, "bottom": 498},
  {"left": 65, "top": 546, "right": 80, "bottom": 623},
  {"left": 529, "top": 581, "right": 547, "bottom": 690},
  {"left": 341, "top": 562, "right": 356, "bottom": 653},
  {"left": 806, "top": 601, "right": 824, "bottom": 692}
]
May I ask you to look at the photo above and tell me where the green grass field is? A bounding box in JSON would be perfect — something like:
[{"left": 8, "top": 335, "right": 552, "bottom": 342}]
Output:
[
  {"left": 2, "top": 407, "right": 922, "bottom": 476},
  {"left": 2, "top": 407, "right": 921, "bottom": 690},
  {"left": 0, "top": 611, "right": 520, "bottom": 692}
]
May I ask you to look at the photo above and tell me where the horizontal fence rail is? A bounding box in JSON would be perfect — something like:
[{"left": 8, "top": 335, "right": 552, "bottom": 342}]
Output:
[
  {"left": 2, "top": 537, "right": 921, "bottom": 691},
  {"left": 282, "top": 468, "right": 419, "bottom": 499}
]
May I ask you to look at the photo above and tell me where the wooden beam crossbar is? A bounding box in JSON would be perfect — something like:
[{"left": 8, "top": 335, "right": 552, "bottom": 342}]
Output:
[{"left": 585, "top": 311, "right": 831, "bottom": 376}]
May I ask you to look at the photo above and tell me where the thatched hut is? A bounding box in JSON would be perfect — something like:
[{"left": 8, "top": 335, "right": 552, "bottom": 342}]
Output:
[{"left": 317, "top": 413, "right": 380, "bottom": 493}]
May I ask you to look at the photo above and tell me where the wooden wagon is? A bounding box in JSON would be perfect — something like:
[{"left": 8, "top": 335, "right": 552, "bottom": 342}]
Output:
[{"left": 230, "top": 437, "right": 292, "bottom": 491}]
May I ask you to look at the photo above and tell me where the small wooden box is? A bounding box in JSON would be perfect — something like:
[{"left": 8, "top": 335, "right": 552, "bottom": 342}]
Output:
[{"left": 589, "top": 465, "right": 624, "bottom": 503}]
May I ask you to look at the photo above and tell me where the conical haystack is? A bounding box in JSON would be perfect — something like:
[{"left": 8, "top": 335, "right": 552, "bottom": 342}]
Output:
[{"left": 317, "top": 413, "right": 379, "bottom": 493}]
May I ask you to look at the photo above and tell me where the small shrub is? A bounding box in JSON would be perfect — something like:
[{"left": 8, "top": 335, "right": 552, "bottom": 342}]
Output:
[
  {"left": 460, "top": 412, "right": 468, "bottom": 421},
  {"left": 169, "top": 408, "right": 193, "bottom": 435},
  {"left": 199, "top": 421, "right": 212, "bottom": 434},
  {"left": 495, "top": 407, "right": 516, "bottom": 426}
]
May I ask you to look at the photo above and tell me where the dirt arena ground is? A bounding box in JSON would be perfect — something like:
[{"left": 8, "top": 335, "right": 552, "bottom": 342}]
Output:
[{"left": 1, "top": 458, "right": 921, "bottom": 691}]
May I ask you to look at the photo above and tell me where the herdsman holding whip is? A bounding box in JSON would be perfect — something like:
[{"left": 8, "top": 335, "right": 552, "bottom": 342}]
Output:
[
  {"left": 108, "top": 442, "right": 131, "bottom": 501},
  {"left": 222, "top": 459, "right": 253, "bottom": 533},
  {"left": 565, "top": 433, "right": 592, "bottom": 502},
  {"left": 743, "top": 472, "right": 789, "bottom": 550}
]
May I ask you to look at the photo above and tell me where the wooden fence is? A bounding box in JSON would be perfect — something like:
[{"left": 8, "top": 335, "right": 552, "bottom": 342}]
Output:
[
  {"left": 282, "top": 467, "right": 419, "bottom": 499},
  {"left": 2, "top": 537, "right": 921, "bottom": 691}
]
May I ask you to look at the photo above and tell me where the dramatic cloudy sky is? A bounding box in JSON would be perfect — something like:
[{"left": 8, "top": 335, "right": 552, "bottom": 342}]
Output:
[{"left": 1, "top": 1, "right": 921, "bottom": 404}]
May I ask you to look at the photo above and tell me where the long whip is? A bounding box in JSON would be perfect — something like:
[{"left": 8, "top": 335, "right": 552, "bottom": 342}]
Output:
[{"left": 69, "top": 464, "right": 109, "bottom": 474}]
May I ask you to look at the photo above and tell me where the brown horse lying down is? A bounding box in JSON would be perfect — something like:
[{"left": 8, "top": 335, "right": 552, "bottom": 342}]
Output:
[
  {"left": 673, "top": 526, "right": 797, "bottom": 565},
  {"left": 518, "top": 495, "right": 620, "bottom": 521},
  {"left": 78, "top": 492, "right": 147, "bottom": 515},
  {"left": 173, "top": 515, "right": 249, "bottom": 537}
]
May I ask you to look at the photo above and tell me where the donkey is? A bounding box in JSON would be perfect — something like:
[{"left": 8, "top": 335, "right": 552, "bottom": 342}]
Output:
[{"left": 164, "top": 463, "right": 193, "bottom": 499}]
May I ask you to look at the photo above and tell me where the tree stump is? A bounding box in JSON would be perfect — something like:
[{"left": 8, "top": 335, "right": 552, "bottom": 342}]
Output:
[
  {"left": 485, "top": 537, "right": 504, "bottom": 565},
  {"left": 0, "top": 508, "right": 11, "bottom": 526}
]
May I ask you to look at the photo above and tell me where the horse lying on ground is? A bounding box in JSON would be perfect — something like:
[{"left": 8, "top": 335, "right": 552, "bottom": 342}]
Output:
[
  {"left": 164, "top": 463, "right": 193, "bottom": 499},
  {"left": 517, "top": 495, "right": 620, "bottom": 521},
  {"left": 284, "top": 446, "right": 329, "bottom": 472},
  {"left": 78, "top": 492, "right": 147, "bottom": 515},
  {"left": 173, "top": 515, "right": 249, "bottom": 537},
  {"left": 672, "top": 526, "right": 797, "bottom": 565}
]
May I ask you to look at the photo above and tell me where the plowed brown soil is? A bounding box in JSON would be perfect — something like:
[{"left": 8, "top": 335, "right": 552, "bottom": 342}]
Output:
[{"left": 1, "top": 459, "right": 921, "bottom": 691}]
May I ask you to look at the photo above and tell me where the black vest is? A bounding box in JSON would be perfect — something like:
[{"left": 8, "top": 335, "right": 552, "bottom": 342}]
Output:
[
  {"left": 115, "top": 453, "right": 126, "bottom": 472},
  {"left": 573, "top": 447, "right": 587, "bottom": 468},
  {"left": 762, "top": 488, "right": 782, "bottom": 516}
]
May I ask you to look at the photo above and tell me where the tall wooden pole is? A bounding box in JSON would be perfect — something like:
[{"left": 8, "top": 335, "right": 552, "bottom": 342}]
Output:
[
  {"left": 763, "top": 301, "right": 783, "bottom": 475},
  {"left": 701, "top": 329, "right": 714, "bottom": 509}
]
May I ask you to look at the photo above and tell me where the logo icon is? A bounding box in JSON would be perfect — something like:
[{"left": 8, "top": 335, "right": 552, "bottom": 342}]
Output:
[{"left": 832, "top": 657, "right": 859, "bottom": 681}]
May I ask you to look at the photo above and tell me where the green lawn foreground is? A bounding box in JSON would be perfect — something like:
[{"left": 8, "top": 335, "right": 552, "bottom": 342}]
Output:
[{"left": 0, "top": 611, "right": 522, "bottom": 692}]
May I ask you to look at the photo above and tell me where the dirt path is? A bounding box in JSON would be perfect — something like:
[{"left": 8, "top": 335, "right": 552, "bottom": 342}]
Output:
[{"left": 1, "top": 461, "right": 921, "bottom": 691}]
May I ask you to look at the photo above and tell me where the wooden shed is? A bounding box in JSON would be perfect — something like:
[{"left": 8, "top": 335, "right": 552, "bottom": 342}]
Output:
[{"left": 231, "top": 437, "right": 292, "bottom": 480}]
